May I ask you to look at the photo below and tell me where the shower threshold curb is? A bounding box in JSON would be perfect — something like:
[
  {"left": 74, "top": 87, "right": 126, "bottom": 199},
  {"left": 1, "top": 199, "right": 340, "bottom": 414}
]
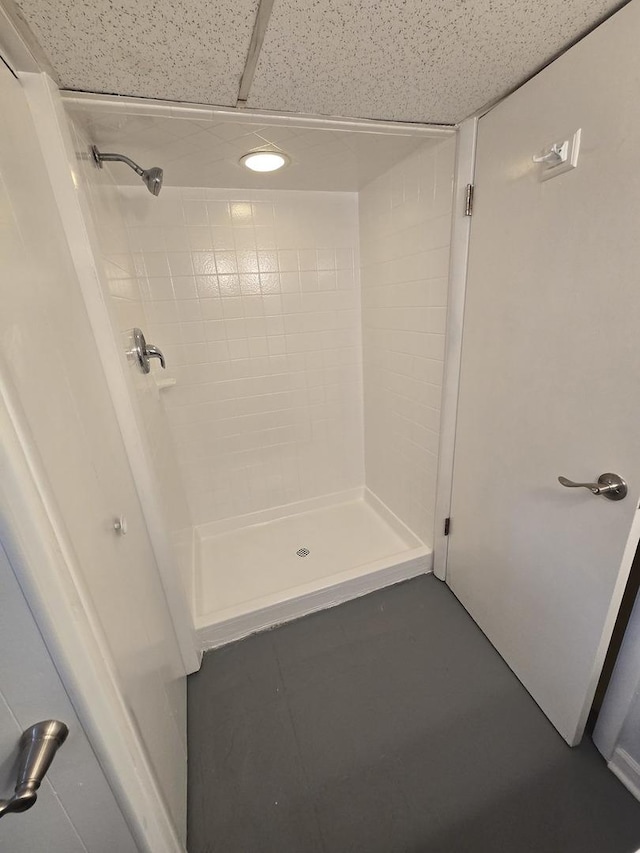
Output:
[{"left": 195, "top": 550, "right": 432, "bottom": 650}]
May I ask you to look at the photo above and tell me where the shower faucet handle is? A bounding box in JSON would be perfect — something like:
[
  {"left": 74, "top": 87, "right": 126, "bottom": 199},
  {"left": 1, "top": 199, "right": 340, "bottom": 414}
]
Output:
[
  {"left": 144, "top": 343, "right": 166, "bottom": 369},
  {"left": 130, "top": 328, "right": 166, "bottom": 374}
]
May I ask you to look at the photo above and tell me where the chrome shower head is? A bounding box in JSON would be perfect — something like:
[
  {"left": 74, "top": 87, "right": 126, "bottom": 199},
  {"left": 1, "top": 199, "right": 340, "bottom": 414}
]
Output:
[
  {"left": 141, "top": 166, "right": 163, "bottom": 196},
  {"left": 91, "top": 145, "right": 163, "bottom": 196}
]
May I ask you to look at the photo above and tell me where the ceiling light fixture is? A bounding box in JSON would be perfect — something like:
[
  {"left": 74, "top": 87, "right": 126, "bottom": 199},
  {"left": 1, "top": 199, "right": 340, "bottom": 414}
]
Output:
[{"left": 240, "top": 150, "right": 289, "bottom": 172}]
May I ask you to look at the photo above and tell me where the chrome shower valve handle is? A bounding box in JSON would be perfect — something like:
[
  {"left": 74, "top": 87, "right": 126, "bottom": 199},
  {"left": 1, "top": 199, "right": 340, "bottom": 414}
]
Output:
[{"left": 130, "top": 328, "right": 166, "bottom": 374}]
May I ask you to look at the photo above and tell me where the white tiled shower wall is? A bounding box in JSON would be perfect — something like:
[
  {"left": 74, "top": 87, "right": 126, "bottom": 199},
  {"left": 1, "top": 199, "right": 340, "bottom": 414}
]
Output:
[
  {"left": 359, "top": 138, "right": 455, "bottom": 543},
  {"left": 67, "top": 119, "right": 194, "bottom": 579},
  {"left": 72, "top": 133, "right": 453, "bottom": 548},
  {"left": 119, "top": 188, "right": 364, "bottom": 525}
]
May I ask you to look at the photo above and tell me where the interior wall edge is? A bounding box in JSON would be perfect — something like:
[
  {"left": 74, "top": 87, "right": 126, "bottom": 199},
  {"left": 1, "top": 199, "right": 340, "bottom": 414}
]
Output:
[{"left": 363, "top": 487, "right": 427, "bottom": 549}]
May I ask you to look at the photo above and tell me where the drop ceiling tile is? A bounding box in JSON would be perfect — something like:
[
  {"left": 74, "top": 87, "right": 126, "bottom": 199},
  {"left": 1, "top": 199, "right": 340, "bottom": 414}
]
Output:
[
  {"left": 16, "top": 0, "right": 260, "bottom": 105},
  {"left": 247, "top": 0, "right": 623, "bottom": 123}
]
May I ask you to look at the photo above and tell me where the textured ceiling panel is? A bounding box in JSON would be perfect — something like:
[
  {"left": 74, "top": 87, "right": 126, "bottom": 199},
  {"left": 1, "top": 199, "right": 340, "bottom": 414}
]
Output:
[
  {"left": 247, "top": 0, "right": 624, "bottom": 123},
  {"left": 67, "top": 103, "right": 441, "bottom": 190},
  {"left": 16, "top": 0, "right": 259, "bottom": 104}
]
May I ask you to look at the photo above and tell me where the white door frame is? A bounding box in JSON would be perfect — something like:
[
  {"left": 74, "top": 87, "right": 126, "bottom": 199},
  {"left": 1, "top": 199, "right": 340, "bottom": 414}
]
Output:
[
  {"left": 433, "top": 116, "right": 477, "bottom": 580},
  {"left": 0, "top": 361, "right": 184, "bottom": 853}
]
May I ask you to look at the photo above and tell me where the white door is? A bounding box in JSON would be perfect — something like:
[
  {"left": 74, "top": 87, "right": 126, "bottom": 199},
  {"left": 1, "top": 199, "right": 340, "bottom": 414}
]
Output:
[
  {"left": 0, "top": 540, "right": 138, "bottom": 852},
  {"left": 447, "top": 2, "right": 640, "bottom": 746}
]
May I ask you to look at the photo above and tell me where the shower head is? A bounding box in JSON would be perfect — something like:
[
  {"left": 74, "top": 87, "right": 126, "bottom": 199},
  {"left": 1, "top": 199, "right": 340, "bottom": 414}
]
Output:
[
  {"left": 91, "top": 145, "right": 164, "bottom": 196},
  {"left": 141, "top": 166, "right": 163, "bottom": 197}
]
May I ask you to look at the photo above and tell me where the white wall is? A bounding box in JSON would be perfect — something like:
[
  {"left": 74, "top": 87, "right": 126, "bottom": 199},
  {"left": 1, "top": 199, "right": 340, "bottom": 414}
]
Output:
[
  {"left": 359, "top": 139, "right": 455, "bottom": 544},
  {"left": 119, "top": 187, "right": 363, "bottom": 526}
]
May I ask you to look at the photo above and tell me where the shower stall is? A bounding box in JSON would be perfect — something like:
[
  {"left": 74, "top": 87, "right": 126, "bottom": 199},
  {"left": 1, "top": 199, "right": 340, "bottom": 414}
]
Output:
[{"left": 55, "top": 95, "right": 457, "bottom": 648}]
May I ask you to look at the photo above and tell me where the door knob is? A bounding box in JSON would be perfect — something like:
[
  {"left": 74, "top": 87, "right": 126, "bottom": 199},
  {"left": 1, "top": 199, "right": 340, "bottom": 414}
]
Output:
[
  {"left": 0, "top": 721, "right": 69, "bottom": 818},
  {"left": 130, "top": 327, "right": 166, "bottom": 374},
  {"left": 558, "top": 472, "right": 627, "bottom": 501}
]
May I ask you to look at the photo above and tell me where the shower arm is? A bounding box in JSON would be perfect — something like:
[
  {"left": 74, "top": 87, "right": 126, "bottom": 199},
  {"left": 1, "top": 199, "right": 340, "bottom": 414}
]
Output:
[{"left": 91, "top": 147, "right": 144, "bottom": 177}]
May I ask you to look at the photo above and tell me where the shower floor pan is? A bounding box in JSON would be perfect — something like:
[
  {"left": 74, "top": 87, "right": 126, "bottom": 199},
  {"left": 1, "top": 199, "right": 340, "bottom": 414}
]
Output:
[{"left": 194, "top": 489, "right": 432, "bottom": 649}]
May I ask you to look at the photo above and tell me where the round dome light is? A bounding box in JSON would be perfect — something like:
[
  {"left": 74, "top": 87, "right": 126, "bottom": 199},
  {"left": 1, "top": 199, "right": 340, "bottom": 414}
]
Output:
[{"left": 240, "top": 151, "right": 289, "bottom": 172}]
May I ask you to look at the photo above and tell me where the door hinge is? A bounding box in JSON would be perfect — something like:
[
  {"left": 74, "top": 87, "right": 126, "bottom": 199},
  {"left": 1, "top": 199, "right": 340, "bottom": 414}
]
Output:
[
  {"left": 464, "top": 183, "right": 474, "bottom": 216},
  {"left": 444, "top": 517, "right": 451, "bottom": 536}
]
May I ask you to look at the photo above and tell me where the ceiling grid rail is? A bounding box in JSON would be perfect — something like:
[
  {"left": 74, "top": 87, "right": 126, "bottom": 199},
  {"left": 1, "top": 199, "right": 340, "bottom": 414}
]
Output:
[{"left": 236, "top": 0, "right": 276, "bottom": 107}]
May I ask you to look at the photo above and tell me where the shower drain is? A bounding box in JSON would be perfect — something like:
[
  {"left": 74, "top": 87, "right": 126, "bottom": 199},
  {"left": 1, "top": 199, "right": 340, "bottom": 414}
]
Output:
[{"left": 296, "top": 548, "right": 310, "bottom": 558}]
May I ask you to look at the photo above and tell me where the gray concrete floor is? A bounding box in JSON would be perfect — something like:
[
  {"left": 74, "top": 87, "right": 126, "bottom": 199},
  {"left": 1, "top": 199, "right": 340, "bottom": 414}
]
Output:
[{"left": 187, "top": 574, "right": 640, "bottom": 852}]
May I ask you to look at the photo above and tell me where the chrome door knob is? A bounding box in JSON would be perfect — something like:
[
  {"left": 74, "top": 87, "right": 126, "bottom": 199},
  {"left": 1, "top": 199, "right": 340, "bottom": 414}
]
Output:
[{"left": 558, "top": 472, "right": 627, "bottom": 501}]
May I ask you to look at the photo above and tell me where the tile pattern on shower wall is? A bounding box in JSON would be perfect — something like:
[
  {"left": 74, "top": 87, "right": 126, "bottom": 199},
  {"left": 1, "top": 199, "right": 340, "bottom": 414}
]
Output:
[
  {"left": 360, "top": 138, "right": 455, "bottom": 545},
  {"left": 119, "top": 187, "right": 363, "bottom": 525}
]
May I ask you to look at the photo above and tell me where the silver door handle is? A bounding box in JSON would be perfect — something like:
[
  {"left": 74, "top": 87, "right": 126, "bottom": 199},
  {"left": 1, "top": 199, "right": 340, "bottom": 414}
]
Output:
[
  {"left": 130, "top": 327, "right": 166, "bottom": 373},
  {"left": 0, "top": 721, "right": 69, "bottom": 818},
  {"left": 558, "top": 472, "right": 627, "bottom": 501}
]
